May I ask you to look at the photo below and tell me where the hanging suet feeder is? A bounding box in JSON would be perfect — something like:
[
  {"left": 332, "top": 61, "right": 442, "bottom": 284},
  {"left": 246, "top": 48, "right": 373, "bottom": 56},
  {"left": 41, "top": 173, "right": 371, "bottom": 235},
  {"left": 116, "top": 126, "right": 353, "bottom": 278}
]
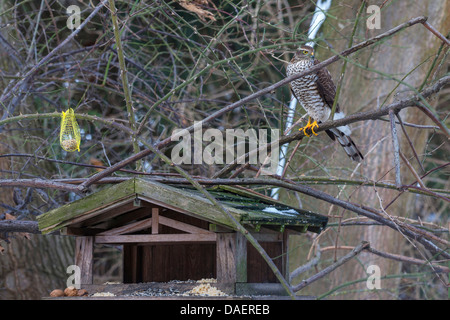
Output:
[{"left": 60, "top": 108, "right": 81, "bottom": 152}]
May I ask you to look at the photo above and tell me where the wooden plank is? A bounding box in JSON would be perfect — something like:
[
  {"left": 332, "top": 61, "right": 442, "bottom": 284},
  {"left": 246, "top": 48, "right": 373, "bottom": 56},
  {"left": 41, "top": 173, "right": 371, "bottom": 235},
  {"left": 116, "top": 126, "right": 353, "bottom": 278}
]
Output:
[
  {"left": 123, "top": 244, "right": 139, "bottom": 283},
  {"left": 151, "top": 207, "right": 159, "bottom": 234},
  {"left": 73, "top": 200, "right": 139, "bottom": 228},
  {"left": 97, "top": 207, "right": 151, "bottom": 230},
  {"left": 75, "top": 237, "right": 94, "bottom": 285},
  {"left": 135, "top": 244, "right": 217, "bottom": 283},
  {"left": 141, "top": 245, "right": 153, "bottom": 282},
  {"left": 64, "top": 227, "right": 104, "bottom": 236},
  {"left": 282, "top": 230, "right": 290, "bottom": 280},
  {"left": 97, "top": 217, "right": 152, "bottom": 236},
  {"left": 251, "top": 232, "right": 281, "bottom": 242},
  {"left": 209, "top": 224, "right": 234, "bottom": 233},
  {"left": 159, "top": 216, "right": 213, "bottom": 234},
  {"left": 216, "top": 233, "right": 237, "bottom": 284},
  {"left": 247, "top": 242, "right": 282, "bottom": 283},
  {"left": 95, "top": 233, "right": 217, "bottom": 244}
]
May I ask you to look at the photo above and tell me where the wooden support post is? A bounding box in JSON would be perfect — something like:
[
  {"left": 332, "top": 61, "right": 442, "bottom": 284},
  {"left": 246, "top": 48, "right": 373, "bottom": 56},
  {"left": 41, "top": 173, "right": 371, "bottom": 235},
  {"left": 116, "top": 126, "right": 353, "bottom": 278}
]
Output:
[
  {"left": 75, "top": 236, "right": 94, "bottom": 285},
  {"left": 282, "top": 230, "right": 290, "bottom": 282},
  {"left": 235, "top": 232, "right": 247, "bottom": 283},
  {"left": 151, "top": 207, "right": 159, "bottom": 234},
  {"left": 216, "top": 232, "right": 248, "bottom": 285},
  {"left": 216, "top": 233, "right": 236, "bottom": 284}
]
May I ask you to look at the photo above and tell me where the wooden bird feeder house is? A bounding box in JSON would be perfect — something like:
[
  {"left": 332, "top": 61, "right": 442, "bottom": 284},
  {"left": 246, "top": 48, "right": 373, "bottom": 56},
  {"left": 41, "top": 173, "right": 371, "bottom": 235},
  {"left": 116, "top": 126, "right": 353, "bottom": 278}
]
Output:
[{"left": 38, "top": 178, "right": 327, "bottom": 296}]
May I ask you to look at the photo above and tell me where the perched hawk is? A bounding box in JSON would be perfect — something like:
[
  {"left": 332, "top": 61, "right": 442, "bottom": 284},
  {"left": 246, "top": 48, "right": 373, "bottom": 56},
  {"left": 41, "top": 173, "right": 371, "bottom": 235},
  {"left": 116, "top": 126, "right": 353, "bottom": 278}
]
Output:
[{"left": 287, "top": 45, "right": 364, "bottom": 162}]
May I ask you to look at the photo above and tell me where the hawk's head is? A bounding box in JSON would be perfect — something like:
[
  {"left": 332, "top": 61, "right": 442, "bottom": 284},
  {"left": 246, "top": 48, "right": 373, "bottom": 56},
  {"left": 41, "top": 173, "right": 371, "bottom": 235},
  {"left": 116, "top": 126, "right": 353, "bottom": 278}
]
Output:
[{"left": 291, "top": 45, "right": 315, "bottom": 63}]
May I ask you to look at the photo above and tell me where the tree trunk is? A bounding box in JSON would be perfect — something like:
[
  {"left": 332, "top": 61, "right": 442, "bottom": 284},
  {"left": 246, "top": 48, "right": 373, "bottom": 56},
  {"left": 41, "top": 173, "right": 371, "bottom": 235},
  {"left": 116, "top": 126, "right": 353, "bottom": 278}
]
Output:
[
  {"left": 0, "top": 234, "right": 75, "bottom": 299},
  {"left": 284, "top": 0, "right": 449, "bottom": 299}
]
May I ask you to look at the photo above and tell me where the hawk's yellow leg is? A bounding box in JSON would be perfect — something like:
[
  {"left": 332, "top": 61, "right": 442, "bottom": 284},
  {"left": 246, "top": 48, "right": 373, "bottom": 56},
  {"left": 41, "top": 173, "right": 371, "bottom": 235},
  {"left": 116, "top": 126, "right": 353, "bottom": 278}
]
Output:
[{"left": 299, "top": 117, "right": 319, "bottom": 137}]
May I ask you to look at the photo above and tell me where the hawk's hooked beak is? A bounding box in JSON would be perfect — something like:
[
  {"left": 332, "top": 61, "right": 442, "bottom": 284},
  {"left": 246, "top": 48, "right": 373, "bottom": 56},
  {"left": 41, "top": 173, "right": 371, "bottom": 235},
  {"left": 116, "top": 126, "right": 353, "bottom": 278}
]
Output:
[{"left": 310, "top": 52, "right": 315, "bottom": 59}]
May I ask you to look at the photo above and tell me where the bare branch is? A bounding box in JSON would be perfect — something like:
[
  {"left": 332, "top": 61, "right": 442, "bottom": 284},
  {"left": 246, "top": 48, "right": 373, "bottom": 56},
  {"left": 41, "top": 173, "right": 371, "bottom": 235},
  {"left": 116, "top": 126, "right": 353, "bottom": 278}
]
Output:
[
  {"left": 290, "top": 244, "right": 321, "bottom": 282},
  {"left": 396, "top": 113, "right": 426, "bottom": 173},
  {"left": 292, "top": 241, "right": 370, "bottom": 292},
  {"left": 0, "top": 220, "right": 40, "bottom": 234},
  {"left": 366, "top": 246, "right": 450, "bottom": 274},
  {"left": 0, "top": 178, "right": 81, "bottom": 193},
  {"left": 389, "top": 110, "right": 402, "bottom": 189},
  {"left": 422, "top": 20, "right": 450, "bottom": 46}
]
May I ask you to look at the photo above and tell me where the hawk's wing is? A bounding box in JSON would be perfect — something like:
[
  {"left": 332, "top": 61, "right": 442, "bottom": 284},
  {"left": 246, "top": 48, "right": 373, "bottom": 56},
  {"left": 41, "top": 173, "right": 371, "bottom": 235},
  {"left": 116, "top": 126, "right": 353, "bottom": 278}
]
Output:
[
  {"left": 289, "top": 85, "right": 301, "bottom": 106},
  {"left": 314, "top": 59, "right": 340, "bottom": 113}
]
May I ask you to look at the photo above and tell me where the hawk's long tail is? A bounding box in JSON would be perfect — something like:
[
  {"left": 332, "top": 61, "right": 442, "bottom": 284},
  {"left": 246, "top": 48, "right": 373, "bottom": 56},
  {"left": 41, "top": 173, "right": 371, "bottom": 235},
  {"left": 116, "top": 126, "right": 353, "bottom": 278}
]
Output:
[{"left": 326, "top": 128, "right": 364, "bottom": 162}]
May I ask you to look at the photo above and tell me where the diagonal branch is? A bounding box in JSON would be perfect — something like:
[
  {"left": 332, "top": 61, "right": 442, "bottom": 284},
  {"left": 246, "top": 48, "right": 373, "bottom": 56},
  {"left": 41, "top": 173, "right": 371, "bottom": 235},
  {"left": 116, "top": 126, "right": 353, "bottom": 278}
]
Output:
[
  {"left": 0, "top": 178, "right": 81, "bottom": 194},
  {"left": 292, "top": 241, "right": 370, "bottom": 292},
  {"left": 0, "top": 220, "right": 41, "bottom": 234},
  {"left": 389, "top": 110, "right": 402, "bottom": 189}
]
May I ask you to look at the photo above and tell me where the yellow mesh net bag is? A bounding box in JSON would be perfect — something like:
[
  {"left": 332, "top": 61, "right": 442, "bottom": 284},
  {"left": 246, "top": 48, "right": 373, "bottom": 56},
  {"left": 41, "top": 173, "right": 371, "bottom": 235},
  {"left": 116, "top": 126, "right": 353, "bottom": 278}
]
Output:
[{"left": 60, "top": 108, "right": 81, "bottom": 152}]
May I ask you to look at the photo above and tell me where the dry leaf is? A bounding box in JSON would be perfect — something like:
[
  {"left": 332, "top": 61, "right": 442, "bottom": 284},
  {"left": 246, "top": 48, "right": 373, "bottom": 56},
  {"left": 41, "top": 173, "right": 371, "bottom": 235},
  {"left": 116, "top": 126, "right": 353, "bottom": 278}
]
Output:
[
  {"left": 5, "top": 213, "right": 15, "bottom": 220},
  {"left": 177, "top": 0, "right": 216, "bottom": 22},
  {"left": 90, "top": 158, "right": 105, "bottom": 172}
]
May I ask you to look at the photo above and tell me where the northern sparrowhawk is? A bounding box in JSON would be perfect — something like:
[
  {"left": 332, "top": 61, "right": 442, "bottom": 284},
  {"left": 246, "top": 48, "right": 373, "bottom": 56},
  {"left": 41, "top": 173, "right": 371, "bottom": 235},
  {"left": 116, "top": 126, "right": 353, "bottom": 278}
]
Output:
[{"left": 287, "top": 45, "right": 364, "bottom": 162}]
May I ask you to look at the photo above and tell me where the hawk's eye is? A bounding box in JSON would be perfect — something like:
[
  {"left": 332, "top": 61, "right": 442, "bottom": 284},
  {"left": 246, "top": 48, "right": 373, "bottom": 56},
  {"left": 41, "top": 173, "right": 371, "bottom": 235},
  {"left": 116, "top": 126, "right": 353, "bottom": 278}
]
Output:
[{"left": 302, "top": 50, "right": 309, "bottom": 55}]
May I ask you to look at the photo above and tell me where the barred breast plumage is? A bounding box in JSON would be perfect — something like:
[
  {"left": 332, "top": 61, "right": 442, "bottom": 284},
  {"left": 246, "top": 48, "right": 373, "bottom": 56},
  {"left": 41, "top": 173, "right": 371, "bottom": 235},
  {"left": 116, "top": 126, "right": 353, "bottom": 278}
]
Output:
[{"left": 286, "top": 59, "right": 331, "bottom": 123}]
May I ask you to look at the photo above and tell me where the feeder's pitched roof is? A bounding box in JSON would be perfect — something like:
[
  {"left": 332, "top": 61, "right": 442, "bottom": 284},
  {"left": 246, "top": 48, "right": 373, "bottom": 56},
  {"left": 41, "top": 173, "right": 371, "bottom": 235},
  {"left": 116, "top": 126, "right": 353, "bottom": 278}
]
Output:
[{"left": 37, "top": 178, "right": 327, "bottom": 234}]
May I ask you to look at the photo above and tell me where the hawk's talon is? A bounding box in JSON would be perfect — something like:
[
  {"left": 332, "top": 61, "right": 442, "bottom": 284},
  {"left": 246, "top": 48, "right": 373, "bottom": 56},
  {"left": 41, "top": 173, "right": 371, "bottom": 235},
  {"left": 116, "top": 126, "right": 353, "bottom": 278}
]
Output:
[
  {"left": 303, "top": 129, "right": 311, "bottom": 137},
  {"left": 299, "top": 118, "right": 319, "bottom": 137},
  {"left": 309, "top": 120, "right": 319, "bottom": 136}
]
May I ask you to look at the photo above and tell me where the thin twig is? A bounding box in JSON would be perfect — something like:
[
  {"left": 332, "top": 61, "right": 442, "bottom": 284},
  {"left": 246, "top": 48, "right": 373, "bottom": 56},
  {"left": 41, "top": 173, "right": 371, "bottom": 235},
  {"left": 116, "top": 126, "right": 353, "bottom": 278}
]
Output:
[
  {"left": 366, "top": 246, "right": 450, "bottom": 273},
  {"left": 0, "top": 178, "right": 81, "bottom": 193},
  {"left": 399, "top": 152, "right": 426, "bottom": 189},
  {"left": 421, "top": 20, "right": 450, "bottom": 46},
  {"left": 281, "top": 138, "right": 302, "bottom": 178},
  {"left": 108, "top": 0, "right": 141, "bottom": 170},
  {"left": 416, "top": 102, "right": 450, "bottom": 138},
  {"left": 289, "top": 243, "right": 321, "bottom": 282},
  {"left": 389, "top": 109, "right": 402, "bottom": 189},
  {"left": 0, "top": 112, "right": 135, "bottom": 135},
  {"left": 383, "top": 162, "right": 450, "bottom": 210},
  {"left": 292, "top": 241, "right": 370, "bottom": 292},
  {"left": 396, "top": 113, "right": 426, "bottom": 173}
]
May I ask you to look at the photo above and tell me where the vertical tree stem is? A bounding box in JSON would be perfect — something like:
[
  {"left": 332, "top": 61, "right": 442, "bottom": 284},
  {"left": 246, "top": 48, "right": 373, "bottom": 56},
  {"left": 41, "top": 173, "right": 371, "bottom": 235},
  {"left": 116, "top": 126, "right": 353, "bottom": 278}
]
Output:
[
  {"left": 330, "top": 1, "right": 365, "bottom": 120},
  {"left": 108, "top": 0, "right": 141, "bottom": 170},
  {"left": 389, "top": 109, "right": 402, "bottom": 189}
]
